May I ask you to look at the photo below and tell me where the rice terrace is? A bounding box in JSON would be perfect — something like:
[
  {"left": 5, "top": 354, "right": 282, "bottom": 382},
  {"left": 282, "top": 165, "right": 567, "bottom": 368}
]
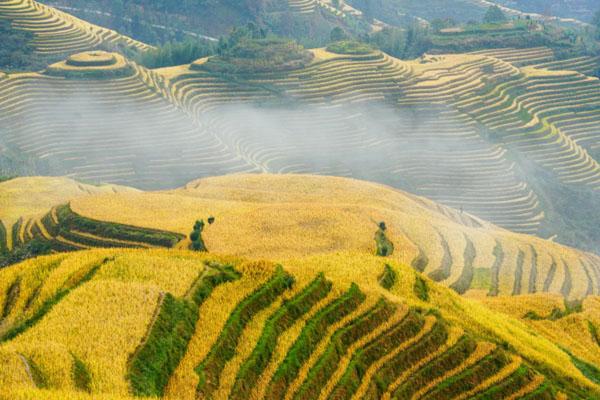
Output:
[{"left": 0, "top": 0, "right": 599, "bottom": 399}]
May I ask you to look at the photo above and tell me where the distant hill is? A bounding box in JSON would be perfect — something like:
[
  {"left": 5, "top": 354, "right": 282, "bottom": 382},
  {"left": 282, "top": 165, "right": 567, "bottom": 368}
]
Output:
[
  {"left": 0, "top": 0, "right": 151, "bottom": 55},
  {"left": 492, "top": 0, "right": 598, "bottom": 23}
]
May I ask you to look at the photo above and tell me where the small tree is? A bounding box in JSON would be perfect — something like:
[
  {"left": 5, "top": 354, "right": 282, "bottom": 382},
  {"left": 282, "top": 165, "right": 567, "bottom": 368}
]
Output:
[
  {"left": 484, "top": 5, "right": 507, "bottom": 24},
  {"left": 189, "top": 219, "right": 207, "bottom": 252},
  {"left": 330, "top": 27, "right": 347, "bottom": 42}
]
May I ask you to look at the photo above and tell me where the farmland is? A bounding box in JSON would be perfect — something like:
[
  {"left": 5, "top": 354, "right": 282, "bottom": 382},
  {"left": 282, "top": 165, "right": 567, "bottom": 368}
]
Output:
[
  {"left": 0, "top": 35, "right": 598, "bottom": 251},
  {"left": 0, "top": 1, "right": 599, "bottom": 398},
  {"left": 0, "top": 247, "right": 598, "bottom": 399},
  {"left": 2, "top": 174, "right": 599, "bottom": 302}
]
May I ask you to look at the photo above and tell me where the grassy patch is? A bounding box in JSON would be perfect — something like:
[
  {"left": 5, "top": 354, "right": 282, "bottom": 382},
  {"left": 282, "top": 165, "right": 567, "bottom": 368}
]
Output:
[
  {"left": 197, "top": 38, "right": 313, "bottom": 75},
  {"left": 365, "top": 320, "right": 448, "bottom": 398},
  {"left": 294, "top": 299, "right": 396, "bottom": 399},
  {"left": 71, "top": 353, "right": 92, "bottom": 393},
  {"left": 378, "top": 264, "right": 396, "bottom": 290},
  {"left": 129, "top": 294, "right": 197, "bottom": 396},
  {"left": 128, "top": 263, "right": 240, "bottom": 396},
  {"left": 1, "top": 277, "right": 21, "bottom": 320},
  {"left": 195, "top": 266, "right": 294, "bottom": 397},
  {"left": 568, "top": 352, "right": 600, "bottom": 386},
  {"left": 427, "top": 350, "right": 510, "bottom": 399},
  {"left": 326, "top": 41, "right": 375, "bottom": 55},
  {"left": 28, "top": 357, "right": 48, "bottom": 389},
  {"left": 392, "top": 335, "right": 477, "bottom": 399},
  {"left": 488, "top": 241, "right": 504, "bottom": 296},
  {"left": 0, "top": 239, "right": 52, "bottom": 269},
  {"left": 55, "top": 204, "right": 184, "bottom": 248},
  {"left": 471, "top": 365, "right": 535, "bottom": 400},
  {"left": 588, "top": 321, "right": 600, "bottom": 348},
  {"left": 330, "top": 309, "right": 424, "bottom": 399},
  {"left": 230, "top": 273, "right": 332, "bottom": 399},
  {"left": 413, "top": 276, "right": 429, "bottom": 302},
  {"left": 265, "top": 283, "right": 365, "bottom": 399},
  {"left": 428, "top": 231, "right": 452, "bottom": 281}
]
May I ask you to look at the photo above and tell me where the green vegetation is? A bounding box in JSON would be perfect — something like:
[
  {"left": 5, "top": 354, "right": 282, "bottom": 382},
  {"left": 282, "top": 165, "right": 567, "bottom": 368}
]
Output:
[
  {"left": 428, "top": 350, "right": 511, "bottom": 399},
  {"left": 294, "top": 299, "right": 396, "bottom": 399},
  {"left": 198, "top": 36, "right": 313, "bottom": 75},
  {"left": 265, "top": 283, "right": 365, "bottom": 399},
  {"left": 330, "top": 309, "right": 424, "bottom": 398},
  {"left": 134, "top": 39, "right": 216, "bottom": 68},
  {"left": 129, "top": 294, "right": 197, "bottom": 396},
  {"left": 55, "top": 204, "right": 184, "bottom": 248},
  {"left": 189, "top": 220, "right": 207, "bottom": 252},
  {"left": 0, "top": 239, "right": 52, "bottom": 269},
  {"left": 195, "top": 266, "right": 294, "bottom": 397},
  {"left": 374, "top": 222, "right": 394, "bottom": 257},
  {"left": 0, "top": 259, "right": 104, "bottom": 342},
  {"left": 71, "top": 354, "right": 92, "bottom": 393},
  {"left": 428, "top": 232, "right": 452, "bottom": 281},
  {"left": 568, "top": 352, "right": 600, "bottom": 385},
  {"left": 589, "top": 321, "right": 600, "bottom": 348},
  {"left": 230, "top": 274, "right": 332, "bottom": 399},
  {"left": 0, "top": 221, "right": 7, "bottom": 254},
  {"left": 393, "top": 335, "right": 478, "bottom": 398},
  {"left": 411, "top": 249, "right": 429, "bottom": 272},
  {"left": 365, "top": 320, "right": 448, "bottom": 398},
  {"left": 483, "top": 6, "right": 507, "bottom": 24},
  {"left": 413, "top": 276, "right": 429, "bottom": 301},
  {"left": 129, "top": 263, "right": 241, "bottom": 396},
  {"left": 378, "top": 264, "right": 396, "bottom": 289},
  {"left": 28, "top": 357, "right": 48, "bottom": 388},
  {"left": 0, "top": 20, "right": 47, "bottom": 71},
  {"left": 524, "top": 299, "right": 583, "bottom": 321},
  {"left": 1, "top": 277, "right": 20, "bottom": 321},
  {"left": 327, "top": 40, "right": 375, "bottom": 55}
]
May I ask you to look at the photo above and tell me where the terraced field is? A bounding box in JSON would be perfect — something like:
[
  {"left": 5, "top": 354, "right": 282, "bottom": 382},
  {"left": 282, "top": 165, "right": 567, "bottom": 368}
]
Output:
[
  {"left": 0, "top": 45, "right": 599, "bottom": 246},
  {"left": 0, "top": 0, "right": 151, "bottom": 55},
  {"left": 4, "top": 174, "right": 599, "bottom": 302},
  {"left": 0, "top": 248, "right": 598, "bottom": 399}
]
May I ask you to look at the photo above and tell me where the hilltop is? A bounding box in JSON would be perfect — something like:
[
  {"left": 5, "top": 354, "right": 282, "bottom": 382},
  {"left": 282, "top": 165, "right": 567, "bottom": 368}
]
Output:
[{"left": 1, "top": 174, "right": 599, "bottom": 300}]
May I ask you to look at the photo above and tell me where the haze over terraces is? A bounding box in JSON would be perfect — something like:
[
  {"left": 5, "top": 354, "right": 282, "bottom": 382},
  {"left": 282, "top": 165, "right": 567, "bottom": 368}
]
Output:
[{"left": 1, "top": 41, "right": 599, "bottom": 250}]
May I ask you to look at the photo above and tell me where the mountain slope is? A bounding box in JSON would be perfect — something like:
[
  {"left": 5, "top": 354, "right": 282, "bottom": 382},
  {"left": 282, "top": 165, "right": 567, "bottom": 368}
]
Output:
[
  {"left": 3, "top": 174, "right": 599, "bottom": 301},
  {"left": 0, "top": 248, "right": 598, "bottom": 399},
  {"left": 0, "top": 0, "right": 151, "bottom": 55}
]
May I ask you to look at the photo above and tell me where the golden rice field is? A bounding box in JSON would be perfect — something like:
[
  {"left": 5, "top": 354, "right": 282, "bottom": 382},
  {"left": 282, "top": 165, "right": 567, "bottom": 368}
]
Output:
[
  {"left": 0, "top": 248, "right": 598, "bottom": 399},
  {"left": 0, "top": 0, "right": 151, "bottom": 55},
  {"left": 2, "top": 174, "right": 597, "bottom": 302},
  {"left": 0, "top": 177, "right": 137, "bottom": 250}
]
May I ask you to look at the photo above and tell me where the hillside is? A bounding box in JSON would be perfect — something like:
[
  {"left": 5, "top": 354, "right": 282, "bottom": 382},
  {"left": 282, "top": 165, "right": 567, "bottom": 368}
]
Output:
[
  {"left": 0, "top": 0, "right": 151, "bottom": 55},
  {"left": 2, "top": 174, "right": 599, "bottom": 302},
  {"left": 0, "top": 242, "right": 597, "bottom": 397},
  {"left": 0, "top": 46, "right": 599, "bottom": 252}
]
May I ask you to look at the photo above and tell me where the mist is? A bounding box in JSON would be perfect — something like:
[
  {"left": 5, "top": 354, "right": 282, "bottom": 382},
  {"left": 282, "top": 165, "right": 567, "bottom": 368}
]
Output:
[{"left": 0, "top": 88, "right": 544, "bottom": 237}]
